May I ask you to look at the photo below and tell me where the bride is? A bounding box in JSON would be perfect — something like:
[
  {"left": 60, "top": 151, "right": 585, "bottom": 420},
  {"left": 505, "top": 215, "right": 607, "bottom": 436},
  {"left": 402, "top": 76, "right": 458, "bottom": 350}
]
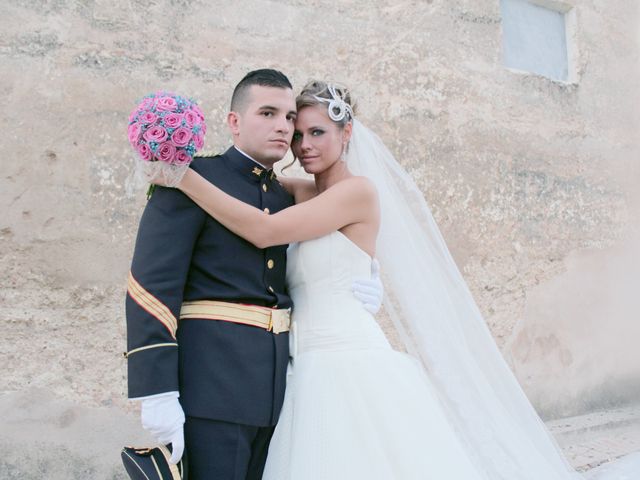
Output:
[{"left": 152, "top": 81, "right": 638, "bottom": 479}]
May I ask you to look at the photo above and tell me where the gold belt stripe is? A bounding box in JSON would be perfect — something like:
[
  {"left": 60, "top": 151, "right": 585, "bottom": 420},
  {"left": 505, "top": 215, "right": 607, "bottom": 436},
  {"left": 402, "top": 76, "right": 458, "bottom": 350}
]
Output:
[
  {"left": 127, "top": 272, "right": 178, "bottom": 338},
  {"left": 180, "top": 300, "right": 290, "bottom": 332}
]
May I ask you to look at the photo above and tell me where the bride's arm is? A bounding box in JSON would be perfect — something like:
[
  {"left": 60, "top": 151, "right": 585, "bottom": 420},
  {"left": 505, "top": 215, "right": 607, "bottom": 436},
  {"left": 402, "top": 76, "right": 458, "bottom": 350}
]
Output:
[{"left": 176, "top": 169, "right": 376, "bottom": 248}]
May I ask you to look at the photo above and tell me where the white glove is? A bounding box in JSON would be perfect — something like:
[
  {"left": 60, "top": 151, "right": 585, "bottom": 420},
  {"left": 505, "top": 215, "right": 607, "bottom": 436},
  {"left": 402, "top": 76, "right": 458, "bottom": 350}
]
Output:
[
  {"left": 140, "top": 391, "right": 185, "bottom": 464},
  {"left": 352, "top": 258, "right": 384, "bottom": 315}
]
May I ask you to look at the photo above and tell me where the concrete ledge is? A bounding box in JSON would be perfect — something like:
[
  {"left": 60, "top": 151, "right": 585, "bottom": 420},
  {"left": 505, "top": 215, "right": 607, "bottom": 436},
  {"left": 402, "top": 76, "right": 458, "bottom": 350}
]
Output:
[{"left": 547, "top": 404, "right": 640, "bottom": 471}]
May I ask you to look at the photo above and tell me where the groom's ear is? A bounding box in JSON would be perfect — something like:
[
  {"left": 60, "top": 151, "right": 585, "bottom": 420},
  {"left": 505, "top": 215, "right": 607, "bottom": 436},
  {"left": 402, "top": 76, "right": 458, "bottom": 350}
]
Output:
[{"left": 227, "top": 111, "right": 241, "bottom": 137}]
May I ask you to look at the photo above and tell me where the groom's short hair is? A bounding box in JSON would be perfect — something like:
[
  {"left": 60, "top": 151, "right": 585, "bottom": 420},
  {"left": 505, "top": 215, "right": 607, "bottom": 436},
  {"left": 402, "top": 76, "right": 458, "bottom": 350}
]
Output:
[{"left": 230, "top": 69, "right": 293, "bottom": 113}]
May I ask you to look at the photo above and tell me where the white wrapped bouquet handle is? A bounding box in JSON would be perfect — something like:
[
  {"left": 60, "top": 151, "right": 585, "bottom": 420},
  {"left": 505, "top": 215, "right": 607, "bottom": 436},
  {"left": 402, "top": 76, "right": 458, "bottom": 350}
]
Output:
[{"left": 139, "top": 159, "right": 190, "bottom": 188}]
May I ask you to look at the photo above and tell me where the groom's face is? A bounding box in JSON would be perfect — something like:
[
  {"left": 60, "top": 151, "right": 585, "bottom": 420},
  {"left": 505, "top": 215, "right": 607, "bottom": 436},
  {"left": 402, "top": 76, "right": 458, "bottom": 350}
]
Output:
[{"left": 228, "top": 85, "right": 297, "bottom": 167}]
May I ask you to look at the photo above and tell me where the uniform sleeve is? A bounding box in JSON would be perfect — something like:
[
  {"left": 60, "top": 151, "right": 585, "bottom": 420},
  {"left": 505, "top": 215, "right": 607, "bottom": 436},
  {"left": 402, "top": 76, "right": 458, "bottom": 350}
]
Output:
[{"left": 125, "top": 185, "right": 206, "bottom": 398}]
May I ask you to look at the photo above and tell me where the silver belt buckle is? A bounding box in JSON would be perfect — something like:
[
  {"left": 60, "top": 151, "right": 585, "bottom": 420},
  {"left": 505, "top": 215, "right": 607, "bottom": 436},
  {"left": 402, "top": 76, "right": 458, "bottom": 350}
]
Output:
[{"left": 269, "top": 308, "right": 291, "bottom": 334}]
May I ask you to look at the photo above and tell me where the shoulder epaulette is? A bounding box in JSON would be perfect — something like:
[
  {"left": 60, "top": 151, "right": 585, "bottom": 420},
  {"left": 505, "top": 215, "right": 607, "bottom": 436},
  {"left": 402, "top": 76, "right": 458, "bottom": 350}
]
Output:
[{"left": 194, "top": 149, "right": 221, "bottom": 158}]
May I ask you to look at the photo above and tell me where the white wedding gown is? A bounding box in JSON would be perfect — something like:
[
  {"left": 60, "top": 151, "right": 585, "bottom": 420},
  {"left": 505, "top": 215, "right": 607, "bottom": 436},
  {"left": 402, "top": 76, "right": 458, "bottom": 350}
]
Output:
[
  {"left": 262, "top": 230, "right": 487, "bottom": 479},
  {"left": 262, "top": 230, "right": 640, "bottom": 479}
]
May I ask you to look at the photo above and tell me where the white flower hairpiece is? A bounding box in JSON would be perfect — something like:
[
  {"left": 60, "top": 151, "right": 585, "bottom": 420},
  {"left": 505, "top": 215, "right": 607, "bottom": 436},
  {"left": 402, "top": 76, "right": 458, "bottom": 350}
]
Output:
[{"left": 314, "top": 84, "right": 353, "bottom": 122}]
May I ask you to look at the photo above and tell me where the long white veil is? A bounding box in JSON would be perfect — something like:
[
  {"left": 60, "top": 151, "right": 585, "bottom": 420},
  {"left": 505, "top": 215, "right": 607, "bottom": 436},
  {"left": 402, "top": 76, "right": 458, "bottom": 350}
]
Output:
[{"left": 346, "top": 118, "right": 630, "bottom": 479}]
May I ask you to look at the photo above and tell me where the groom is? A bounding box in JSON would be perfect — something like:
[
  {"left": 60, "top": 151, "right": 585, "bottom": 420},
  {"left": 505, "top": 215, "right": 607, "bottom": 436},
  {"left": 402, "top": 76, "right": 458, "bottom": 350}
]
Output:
[{"left": 125, "top": 69, "right": 381, "bottom": 479}]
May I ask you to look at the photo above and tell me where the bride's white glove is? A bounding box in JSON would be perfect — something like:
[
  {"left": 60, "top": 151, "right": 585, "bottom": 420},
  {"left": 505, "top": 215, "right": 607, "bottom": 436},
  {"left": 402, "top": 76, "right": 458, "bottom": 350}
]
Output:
[
  {"left": 140, "top": 391, "right": 185, "bottom": 464},
  {"left": 352, "top": 259, "right": 384, "bottom": 314}
]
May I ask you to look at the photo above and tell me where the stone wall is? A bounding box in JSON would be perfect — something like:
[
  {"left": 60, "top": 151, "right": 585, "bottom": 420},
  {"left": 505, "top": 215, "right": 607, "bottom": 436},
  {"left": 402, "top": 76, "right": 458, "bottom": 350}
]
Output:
[{"left": 1, "top": 3, "right": 638, "bottom": 473}]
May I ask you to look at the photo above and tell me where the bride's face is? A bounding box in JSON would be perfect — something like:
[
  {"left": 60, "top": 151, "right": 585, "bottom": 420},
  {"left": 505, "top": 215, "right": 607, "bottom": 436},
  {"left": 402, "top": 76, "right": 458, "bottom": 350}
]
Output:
[{"left": 291, "top": 105, "right": 348, "bottom": 174}]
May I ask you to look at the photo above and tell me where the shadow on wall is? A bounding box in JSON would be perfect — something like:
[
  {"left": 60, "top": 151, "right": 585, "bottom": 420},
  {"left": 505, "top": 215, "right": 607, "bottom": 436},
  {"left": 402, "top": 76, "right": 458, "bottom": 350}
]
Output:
[{"left": 507, "top": 227, "right": 640, "bottom": 419}]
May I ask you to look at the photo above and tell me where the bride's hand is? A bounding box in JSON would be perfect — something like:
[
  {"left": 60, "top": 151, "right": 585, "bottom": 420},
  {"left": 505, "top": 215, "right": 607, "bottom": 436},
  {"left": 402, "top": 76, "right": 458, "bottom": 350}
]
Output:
[
  {"left": 146, "top": 169, "right": 172, "bottom": 187},
  {"left": 143, "top": 163, "right": 191, "bottom": 189}
]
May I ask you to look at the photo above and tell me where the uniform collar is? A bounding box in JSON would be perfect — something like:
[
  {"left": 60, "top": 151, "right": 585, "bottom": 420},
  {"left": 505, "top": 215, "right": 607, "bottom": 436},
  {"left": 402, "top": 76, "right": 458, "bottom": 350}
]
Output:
[{"left": 225, "top": 146, "right": 277, "bottom": 182}]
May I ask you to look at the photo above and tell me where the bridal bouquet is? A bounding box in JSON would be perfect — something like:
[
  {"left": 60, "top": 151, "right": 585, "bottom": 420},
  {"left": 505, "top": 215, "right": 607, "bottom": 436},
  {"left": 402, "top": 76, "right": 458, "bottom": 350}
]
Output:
[{"left": 127, "top": 91, "right": 207, "bottom": 196}]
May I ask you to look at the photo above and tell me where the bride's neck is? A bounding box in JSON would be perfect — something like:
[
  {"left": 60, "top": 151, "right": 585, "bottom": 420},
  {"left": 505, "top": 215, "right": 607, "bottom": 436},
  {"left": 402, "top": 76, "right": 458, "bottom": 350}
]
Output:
[{"left": 314, "top": 160, "right": 351, "bottom": 193}]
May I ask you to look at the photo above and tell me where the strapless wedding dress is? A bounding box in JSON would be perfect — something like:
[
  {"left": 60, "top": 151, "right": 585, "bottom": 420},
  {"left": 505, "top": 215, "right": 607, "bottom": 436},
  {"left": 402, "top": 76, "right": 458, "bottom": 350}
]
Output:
[{"left": 262, "top": 231, "right": 487, "bottom": 479}]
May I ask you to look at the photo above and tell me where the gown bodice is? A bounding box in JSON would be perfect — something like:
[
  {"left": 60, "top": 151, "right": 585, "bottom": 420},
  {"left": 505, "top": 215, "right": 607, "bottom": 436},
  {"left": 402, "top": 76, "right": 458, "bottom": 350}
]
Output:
[{"left": 286, "top": 231, "right": 390, "bottom": 355}]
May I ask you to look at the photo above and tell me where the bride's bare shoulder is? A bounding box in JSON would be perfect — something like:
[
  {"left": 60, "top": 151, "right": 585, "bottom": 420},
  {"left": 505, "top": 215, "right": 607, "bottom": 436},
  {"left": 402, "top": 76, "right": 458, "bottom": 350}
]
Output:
[
  {"left": 341, "top": 175, "right": 378, "bottom": 200},
  {"left": 322, "top": 176, "right": 379, "bottom": 214},
  {"left": 278, "top": 177, "right": 318, "bottom": 203}
]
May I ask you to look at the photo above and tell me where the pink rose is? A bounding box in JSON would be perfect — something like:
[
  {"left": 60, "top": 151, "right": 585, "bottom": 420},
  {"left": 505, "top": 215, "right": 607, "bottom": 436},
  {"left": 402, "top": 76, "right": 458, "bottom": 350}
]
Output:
[
  {"left": 163, "top": 113, "right": 183, "bottom": 129},
  {"left": 193, "top": 132, "right": 204, "bottom": 150},
  {"left": 174, "top": 149, "right": 192, "bottom": 165},
  {"left": 128, "top": 123, "right": 142, "bottom": 145},
  {"left": 193, "top": 105, "right": 205, "bottom": 121},
  {"left": 137, "top": 143, "right": 152, "bottom": 161},
  {"left": 170, "top": 127, "right": 192, "bottom": 147},
  {"left": 183, "top": 110, "right": 197, "bottom": 129},
  {"left": 143, "top": 125, "right": 168, "bottom": 143},
  {"left": 139, "top": 111, "right": 158, "bottom": 125},
  {"left": 156, "top": 96, "right": 178, "bottom": 112},
  {"left": 156, "top": 141, "right": 177, "bottom": 163}
]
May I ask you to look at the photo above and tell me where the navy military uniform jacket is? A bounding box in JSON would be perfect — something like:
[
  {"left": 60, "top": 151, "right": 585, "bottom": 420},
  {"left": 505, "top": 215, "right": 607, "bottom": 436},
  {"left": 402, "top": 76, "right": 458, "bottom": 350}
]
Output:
[{"left": 126, "top": 146, "right": 294, "bottom": 427}]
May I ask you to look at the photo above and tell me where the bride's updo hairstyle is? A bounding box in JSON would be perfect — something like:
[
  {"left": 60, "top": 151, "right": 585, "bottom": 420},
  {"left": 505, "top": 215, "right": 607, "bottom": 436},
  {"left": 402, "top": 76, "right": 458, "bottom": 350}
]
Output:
[{"left": 295, "top": 81, "right": 357, "bottom": 128}]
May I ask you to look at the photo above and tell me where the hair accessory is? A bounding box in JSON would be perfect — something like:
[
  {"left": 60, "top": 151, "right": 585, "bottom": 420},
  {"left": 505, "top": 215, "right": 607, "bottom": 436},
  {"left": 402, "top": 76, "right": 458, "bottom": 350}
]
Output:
[{"left": 314, "top": 84, "right": 353, "bottom": 122}]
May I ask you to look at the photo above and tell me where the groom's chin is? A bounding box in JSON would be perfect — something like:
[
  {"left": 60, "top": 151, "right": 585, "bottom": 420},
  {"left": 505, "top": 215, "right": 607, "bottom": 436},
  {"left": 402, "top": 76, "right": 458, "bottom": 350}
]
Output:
[{"left": 262, "top": 147, "right": 290, "bottom": 163}]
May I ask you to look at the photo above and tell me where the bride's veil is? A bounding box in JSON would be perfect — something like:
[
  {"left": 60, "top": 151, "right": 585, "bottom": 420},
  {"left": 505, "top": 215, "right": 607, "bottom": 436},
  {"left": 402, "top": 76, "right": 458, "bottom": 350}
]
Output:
[{"left": 346, "top": 118, "right": 584, "bottom": 479}]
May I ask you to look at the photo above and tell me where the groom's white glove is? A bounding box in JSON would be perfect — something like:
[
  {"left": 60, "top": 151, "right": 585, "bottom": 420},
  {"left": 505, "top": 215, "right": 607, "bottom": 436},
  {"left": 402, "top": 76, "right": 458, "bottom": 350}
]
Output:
[
  {"left": 352, "top": 259, "right": 384, "bottom": 314},
  {"left": 140, "top": 391, "right": 185, "bottom": 464}
]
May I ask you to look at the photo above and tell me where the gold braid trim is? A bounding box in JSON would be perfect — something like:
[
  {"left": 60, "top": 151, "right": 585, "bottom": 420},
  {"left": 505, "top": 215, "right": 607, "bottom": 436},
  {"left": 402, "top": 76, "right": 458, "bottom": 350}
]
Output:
[
  {"left": 157, "top": 445, "right": 183, "bottom": 479},
  {"left": 127, "top": 272, "right": 177, "bottom": 338},
  {"left": 124, "top": 342, "right": 178, "bottom": 358}
]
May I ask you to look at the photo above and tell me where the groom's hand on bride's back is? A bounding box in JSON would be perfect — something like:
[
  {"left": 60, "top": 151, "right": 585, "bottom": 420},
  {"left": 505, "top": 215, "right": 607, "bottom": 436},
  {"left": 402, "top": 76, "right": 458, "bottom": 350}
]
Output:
[{"left": 352, "top": 259, "right": 384, "bottom": 315}]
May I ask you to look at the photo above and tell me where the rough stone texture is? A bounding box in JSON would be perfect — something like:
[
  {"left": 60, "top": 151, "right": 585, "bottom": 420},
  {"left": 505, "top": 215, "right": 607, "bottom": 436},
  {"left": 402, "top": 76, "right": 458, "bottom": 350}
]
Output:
[
  {"left": 0, "top": 0, "right": 638, "bottom": 475},
  {"left": 0, "top": 390, "right": 148, "bottom": 479}
]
